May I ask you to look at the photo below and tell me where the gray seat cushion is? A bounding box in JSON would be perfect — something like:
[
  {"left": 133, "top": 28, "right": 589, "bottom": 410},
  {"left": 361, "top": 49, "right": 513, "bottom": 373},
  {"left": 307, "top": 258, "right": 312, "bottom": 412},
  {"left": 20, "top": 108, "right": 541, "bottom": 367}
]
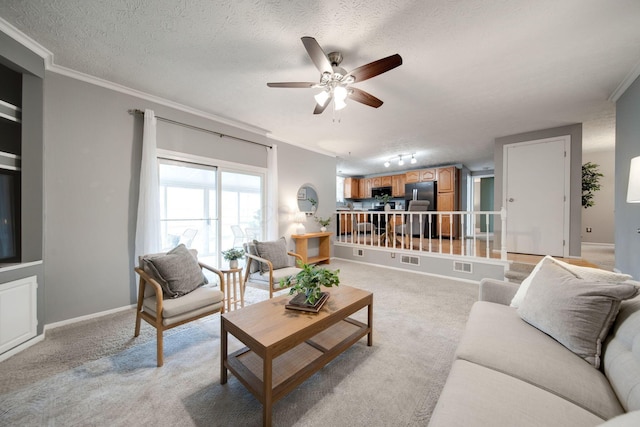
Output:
[
  {"left": 247, "top": 266, "right": 302, "bottom": 288},
  {"left": 143, "top": 284, "right": 224, "bottom": 324},
  {"left": 428, "top": 360, "right": 606, "bottom": 427},
  {"left": 455, "top": 301, "right": 625, "bottom": 420}
]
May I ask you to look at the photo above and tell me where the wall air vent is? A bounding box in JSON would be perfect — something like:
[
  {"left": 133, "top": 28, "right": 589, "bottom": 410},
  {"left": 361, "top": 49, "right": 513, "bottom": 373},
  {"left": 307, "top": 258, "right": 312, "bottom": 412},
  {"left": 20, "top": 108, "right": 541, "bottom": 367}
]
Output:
[
  {"left": 453, "top": 261, "right": 473, "bottom": 273},
  {"left": 353, "top": 248, "right": 364, "bottom": 257},
  {"left": 401, "top": 255, "right": 420, "bottom": 265}
]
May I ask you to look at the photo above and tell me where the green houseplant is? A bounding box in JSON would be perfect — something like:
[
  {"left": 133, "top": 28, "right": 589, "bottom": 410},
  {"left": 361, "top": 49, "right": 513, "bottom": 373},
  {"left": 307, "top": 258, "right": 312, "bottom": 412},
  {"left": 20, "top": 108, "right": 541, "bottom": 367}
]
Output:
[
  {"left": 280, "top": 262, "right": 340, "bottom": 305},
  {"left": 375, "top": 193, "right": 392, "bottom": 207},
  {"left": 314, "top": 215, "right": 332, "bottom": 231},
  {"left": 582, "top": 162, "right": 604, "bottom": 209},
  {"left": 222, "top": 247, "right": 245, "bottom": 269}
]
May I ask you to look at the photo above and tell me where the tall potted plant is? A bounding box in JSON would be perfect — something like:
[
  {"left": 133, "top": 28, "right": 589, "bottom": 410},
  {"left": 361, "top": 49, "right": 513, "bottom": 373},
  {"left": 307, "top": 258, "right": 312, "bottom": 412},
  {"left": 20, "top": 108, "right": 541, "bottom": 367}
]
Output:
[{"left": 582, "top": 162, "right": 604, "bottom": 209}]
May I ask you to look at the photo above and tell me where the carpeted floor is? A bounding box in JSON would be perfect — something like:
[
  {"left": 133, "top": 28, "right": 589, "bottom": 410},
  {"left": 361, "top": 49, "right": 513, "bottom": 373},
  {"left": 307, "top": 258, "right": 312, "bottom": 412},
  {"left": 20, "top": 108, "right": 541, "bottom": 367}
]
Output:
[{"left": 0, "top": 260, "right": 478, "bottom": 426}]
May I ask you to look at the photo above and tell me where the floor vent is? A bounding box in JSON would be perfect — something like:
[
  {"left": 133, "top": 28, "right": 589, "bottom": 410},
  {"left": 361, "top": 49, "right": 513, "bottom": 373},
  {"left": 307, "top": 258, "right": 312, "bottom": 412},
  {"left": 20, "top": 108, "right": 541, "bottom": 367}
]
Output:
[
  {"left": 401, "top": 255, "right": 420, "bottom": 265},
  {"left": 453, "top": 261, "right": 473, "bottom": 273},
  {"left": 353, "top": 248, "right": 364, "bottom": 257}
]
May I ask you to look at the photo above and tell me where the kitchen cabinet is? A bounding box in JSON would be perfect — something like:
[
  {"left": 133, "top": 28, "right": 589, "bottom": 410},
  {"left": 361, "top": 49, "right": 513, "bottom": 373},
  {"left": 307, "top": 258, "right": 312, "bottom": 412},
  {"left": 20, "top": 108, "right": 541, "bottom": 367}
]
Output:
[
  {"left": 437, "top": 166, "right": 455, "bottom": 192},
  {"left": 344, "top": 177, "right": 360, "bottom": 199},
  {"left": 392, "top": 174, "right": 405, "bottom": 197},
  {"left": 420, "top": 169, "right": 436, "bottom": 182},
  {"left": 363, "top": 178, "right": 372, "bottom": 198},
  {"left": 405, "top": 170, "right": 420, "bottom": 183},
  {"left": 436, "top": 166, "right": 460, "bottom": 238},
  {"left": 371, "top": 175, "right": 392, "bottom": 188},
  {"left": 358, "top": 179, "right": 365, "bottom": 199},
  {"left": 406, "top": 169, "right": 436, "bottom": 183}
]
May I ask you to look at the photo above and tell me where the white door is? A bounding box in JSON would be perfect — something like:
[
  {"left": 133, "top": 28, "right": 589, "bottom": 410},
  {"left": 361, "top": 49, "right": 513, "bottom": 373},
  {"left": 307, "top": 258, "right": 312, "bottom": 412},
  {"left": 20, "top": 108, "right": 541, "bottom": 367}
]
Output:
[{"left": 504, "top": 136, "right": 570, "bottom": 256}]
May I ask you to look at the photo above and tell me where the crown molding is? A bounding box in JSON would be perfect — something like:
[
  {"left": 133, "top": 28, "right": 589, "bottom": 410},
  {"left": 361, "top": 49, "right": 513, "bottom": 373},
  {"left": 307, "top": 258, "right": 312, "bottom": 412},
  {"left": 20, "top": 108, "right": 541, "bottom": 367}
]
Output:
[
  {"left": 0, "top": 16, "right": 52, "bottom": 64},
  {"left": 48, "top": 63, "right": 270, "bottom": 136},
  {"left": 266, "top": 132, "right": 336, "bottom": 158},
  {"left": 609, "top": 58, "right": 640, "bottom": 102}
]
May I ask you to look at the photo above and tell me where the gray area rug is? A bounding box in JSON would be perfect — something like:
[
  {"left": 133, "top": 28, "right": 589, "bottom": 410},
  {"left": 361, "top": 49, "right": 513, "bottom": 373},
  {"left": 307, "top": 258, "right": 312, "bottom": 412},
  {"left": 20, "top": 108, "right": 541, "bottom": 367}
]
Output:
[{"left": 0, "top": 260, "right": 478, "bottom": 426}]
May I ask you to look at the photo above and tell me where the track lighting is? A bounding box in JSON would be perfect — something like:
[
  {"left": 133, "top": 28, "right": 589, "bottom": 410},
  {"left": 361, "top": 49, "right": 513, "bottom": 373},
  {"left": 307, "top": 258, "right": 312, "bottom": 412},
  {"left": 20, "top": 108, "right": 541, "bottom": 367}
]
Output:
[{"left": 383, "top": 153, "right": 417, "bottom": 168}]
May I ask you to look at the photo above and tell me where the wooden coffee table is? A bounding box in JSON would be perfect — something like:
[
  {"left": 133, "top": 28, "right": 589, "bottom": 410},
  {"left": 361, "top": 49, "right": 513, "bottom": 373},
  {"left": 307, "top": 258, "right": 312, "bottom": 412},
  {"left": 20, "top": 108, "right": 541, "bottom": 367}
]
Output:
[{"left": 221, "top": 285, "right": 373, "bottom": 427}]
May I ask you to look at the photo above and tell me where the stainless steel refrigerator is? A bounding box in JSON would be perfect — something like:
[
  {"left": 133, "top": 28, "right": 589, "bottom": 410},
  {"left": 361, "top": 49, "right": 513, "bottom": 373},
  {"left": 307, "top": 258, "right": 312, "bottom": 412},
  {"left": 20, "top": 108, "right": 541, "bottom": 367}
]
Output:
[{"left": 404, "top": 181, "right": 437, "bottom": 237}]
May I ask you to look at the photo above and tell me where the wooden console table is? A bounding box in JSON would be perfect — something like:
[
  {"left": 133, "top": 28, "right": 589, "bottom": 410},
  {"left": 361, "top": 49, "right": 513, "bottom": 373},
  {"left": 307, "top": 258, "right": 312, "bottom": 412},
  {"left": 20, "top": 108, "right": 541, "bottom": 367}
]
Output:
[{"left": 290, "top": 231, "right": 332, "bottom": 265}]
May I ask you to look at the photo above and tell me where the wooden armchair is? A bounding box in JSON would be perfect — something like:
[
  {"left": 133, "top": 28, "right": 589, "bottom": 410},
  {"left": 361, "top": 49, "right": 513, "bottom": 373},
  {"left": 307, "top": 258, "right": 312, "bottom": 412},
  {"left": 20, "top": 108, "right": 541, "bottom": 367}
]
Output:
[
  {"left": 243, "top": 238, "right": 303, "bottom": 299},
  {"left": 134, "top": 244, "right": 225, "bottom": 367}
]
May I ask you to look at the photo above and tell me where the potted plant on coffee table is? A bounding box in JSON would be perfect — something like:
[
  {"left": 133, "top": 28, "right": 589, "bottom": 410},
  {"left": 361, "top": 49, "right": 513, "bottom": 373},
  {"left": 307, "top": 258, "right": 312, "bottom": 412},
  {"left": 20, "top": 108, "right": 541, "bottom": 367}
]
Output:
[
  {"left": 222, "top": 247, "right": 244, "bottom": 269},
  {"left": 280, "top": 262, "right": 340, "bottom": 312}
]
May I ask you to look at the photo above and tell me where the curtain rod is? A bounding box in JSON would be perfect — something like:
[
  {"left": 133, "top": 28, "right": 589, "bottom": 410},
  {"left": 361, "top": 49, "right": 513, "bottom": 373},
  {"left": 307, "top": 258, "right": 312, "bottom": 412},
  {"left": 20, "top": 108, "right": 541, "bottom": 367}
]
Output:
[{"left": 128, "top": 109, "right": 272, "bottom": 149}]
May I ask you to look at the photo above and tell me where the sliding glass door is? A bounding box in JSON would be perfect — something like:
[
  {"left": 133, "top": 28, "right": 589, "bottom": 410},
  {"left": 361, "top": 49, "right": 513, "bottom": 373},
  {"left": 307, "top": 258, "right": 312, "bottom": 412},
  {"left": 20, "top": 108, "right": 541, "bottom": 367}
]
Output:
[{"left": 158, "top": 157, "right": 265, "bottom": 267}]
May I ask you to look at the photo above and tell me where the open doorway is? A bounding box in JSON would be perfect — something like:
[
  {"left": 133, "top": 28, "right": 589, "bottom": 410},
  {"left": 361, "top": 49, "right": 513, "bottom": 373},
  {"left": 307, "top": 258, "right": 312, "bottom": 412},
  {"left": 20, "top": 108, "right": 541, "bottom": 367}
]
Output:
[{"left": 467, "top": 173, "right": 495, "bottom": 238}]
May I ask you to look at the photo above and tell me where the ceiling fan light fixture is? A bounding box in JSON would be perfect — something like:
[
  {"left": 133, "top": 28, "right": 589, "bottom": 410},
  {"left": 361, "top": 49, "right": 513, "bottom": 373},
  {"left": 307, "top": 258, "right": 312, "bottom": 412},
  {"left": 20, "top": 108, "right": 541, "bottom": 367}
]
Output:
[
  {"left": 411, "top": 154, "right": 417, "bottom": 164},
  {"left": 334, "top": 95, "right": 347, "bottom": 111},
  {"left": 314, "top": 90, "right": 330, "bottom": 106},
  {"left": 334, "top": 86, "right": 348, "bottom": 102}
]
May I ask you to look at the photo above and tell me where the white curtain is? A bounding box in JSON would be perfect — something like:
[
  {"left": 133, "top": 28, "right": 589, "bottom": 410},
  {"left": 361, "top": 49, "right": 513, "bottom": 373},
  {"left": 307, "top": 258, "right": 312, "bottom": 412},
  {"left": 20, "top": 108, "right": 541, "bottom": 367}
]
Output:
[
  {"left": 135, "top": 109, "right": 161, "bottom": 259},
  {"left": 266, "top": 144, "right": 278, "bottom": 240}
]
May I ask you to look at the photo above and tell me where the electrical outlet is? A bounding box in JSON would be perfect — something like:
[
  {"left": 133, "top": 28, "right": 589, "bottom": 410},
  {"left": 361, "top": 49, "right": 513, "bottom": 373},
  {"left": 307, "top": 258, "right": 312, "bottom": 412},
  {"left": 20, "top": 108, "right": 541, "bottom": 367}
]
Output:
[
  {"left": 586, "top": 227, "right": 592, "bottom": 233},
  {"left": 391, "top": 252, "right": 395, "bottom": 258}
]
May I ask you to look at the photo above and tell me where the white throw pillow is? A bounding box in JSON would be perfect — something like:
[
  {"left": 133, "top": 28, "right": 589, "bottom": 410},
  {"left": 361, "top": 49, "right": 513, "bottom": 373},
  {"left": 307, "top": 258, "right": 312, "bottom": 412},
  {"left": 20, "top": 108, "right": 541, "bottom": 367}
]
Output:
[
  {"left": 510, "top": 256, "right": 554, "bottom": 308},
  {"left": 510, "top": 255, "right": 633, "bottom": 308}
]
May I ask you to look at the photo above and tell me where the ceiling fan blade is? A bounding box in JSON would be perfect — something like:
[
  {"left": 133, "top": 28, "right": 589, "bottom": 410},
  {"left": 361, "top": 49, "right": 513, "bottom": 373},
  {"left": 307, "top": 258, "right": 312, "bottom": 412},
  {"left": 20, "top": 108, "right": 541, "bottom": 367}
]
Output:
[
  {"left": 348, "top": 88, "right": 384, "bottom": 108},
  {"left": 346, "top": 54, "right": 403, "bottom": 83},
  {"left": 313, "top": 96, "right": 333, "bottom": 114},
  {"left": 267, "top": 82, "right": 316, "bottom": 88},
  {"left": 301, "top": 36, "right": 333, "bottom": 75}
]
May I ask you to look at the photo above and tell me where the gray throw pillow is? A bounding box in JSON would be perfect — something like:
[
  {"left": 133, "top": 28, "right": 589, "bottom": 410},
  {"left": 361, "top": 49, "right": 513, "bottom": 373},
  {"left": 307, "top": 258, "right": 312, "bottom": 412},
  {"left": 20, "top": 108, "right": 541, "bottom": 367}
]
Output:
[
  {"left": 253, "top": 237, "right": 289, "bottom": 273},
  {"left": 517, "top": 258, "right": 639, "bottom": 368},
  {"left": 143, "top": 244, "right": 206, "bottom": 298},
  {"left": 243, "top": 242, "right": 260, "bottom": 274}
]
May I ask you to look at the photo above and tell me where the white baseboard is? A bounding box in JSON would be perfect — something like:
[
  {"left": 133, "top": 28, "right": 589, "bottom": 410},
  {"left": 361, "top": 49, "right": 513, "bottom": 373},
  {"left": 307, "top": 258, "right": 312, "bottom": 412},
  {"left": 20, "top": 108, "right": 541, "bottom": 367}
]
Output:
[
  {"left": 1, "top": 303, "right": 136, "bottom": 362},
  {"left": 0, "top": 335, "right": 44, "bottom": 363},
  {"left": 581, "top": 242, "right": 615, "bottom": 248},
  {"left": 44, "top": 304, "right": 136, "bottom": 332}
]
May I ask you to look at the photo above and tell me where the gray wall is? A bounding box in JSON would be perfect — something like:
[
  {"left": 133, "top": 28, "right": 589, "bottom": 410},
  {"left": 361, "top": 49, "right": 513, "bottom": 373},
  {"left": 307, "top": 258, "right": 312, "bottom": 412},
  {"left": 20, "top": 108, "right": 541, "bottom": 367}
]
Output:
[
  {"left": 277, "top": 144, "right": 337, "bottom": 252},
  {"left": 43, "top": 71, "right": 335, "bottom": 324},
  {"left": 494, "top": 124, "right": 583, "bottom": 257},
  {"left": 582, "top": 149, "right": 615, "bottom": 244},
  {"left": 615, "top": 75, "right": 640, "bottom": 279}
]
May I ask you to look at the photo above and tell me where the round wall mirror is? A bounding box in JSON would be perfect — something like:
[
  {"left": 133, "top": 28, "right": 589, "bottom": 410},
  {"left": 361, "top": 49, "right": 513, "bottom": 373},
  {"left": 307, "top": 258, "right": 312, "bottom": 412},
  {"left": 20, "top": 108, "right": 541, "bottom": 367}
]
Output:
[{"left": 297, "top": 184, "right": 318, "bottom": 213}]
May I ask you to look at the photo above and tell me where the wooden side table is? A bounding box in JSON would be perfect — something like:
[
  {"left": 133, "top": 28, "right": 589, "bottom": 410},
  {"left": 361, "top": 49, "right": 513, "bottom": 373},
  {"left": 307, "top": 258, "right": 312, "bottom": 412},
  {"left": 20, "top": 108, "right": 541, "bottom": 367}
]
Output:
[
  {"left": 290, "top": 231, "right": 332, "bottom": 265},
  {"left": 220, "top": 267, "right": 244, "bottom": 311}
]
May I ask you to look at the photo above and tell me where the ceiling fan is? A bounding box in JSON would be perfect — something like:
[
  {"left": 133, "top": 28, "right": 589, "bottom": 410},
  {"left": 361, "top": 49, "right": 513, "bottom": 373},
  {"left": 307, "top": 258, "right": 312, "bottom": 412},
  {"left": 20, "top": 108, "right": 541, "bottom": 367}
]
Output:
[{"left": 267, "top": 36, "right": 403, "bottom": 114}]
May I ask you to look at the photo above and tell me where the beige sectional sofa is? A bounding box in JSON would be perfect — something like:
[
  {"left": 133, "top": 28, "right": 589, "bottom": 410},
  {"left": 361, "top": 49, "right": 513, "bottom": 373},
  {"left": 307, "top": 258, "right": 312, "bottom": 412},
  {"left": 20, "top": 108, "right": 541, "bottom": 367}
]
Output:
[{"left": 429, "top": 272, "right": 640, "bottom": 426}]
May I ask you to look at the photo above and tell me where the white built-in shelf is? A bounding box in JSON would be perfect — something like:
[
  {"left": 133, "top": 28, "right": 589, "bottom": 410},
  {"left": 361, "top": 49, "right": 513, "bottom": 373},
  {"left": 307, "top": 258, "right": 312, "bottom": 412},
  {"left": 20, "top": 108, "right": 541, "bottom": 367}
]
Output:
[{"left": 0, "top": 99, "right": 21, "bottom": 123}]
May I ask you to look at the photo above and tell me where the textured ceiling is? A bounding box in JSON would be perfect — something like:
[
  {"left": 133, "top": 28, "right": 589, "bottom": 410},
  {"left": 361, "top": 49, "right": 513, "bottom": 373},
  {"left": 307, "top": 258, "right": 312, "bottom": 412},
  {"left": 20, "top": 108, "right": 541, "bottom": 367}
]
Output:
[{"left": 2, "top": 0, "right": 640, "bottom": 175}]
